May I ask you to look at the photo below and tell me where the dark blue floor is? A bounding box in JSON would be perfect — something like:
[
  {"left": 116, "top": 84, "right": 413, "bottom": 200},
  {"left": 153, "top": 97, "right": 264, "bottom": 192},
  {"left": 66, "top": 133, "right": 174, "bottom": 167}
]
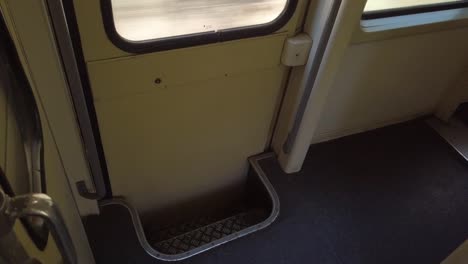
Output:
[{"left": 84, "top": 120, "right": 468, "bottom": 263}]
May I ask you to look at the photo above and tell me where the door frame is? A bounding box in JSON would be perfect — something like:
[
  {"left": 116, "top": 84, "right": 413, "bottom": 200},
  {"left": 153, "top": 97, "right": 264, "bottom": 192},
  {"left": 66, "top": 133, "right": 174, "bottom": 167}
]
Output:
[
  {"left": 272, "top": 0, "right": 368, "bottom": 173},
  {"left": 0, "top": 0, "right": 98, "bottom": 262},
  {"left": 0, "top": 0, "right": 100, "bottom": 215}
]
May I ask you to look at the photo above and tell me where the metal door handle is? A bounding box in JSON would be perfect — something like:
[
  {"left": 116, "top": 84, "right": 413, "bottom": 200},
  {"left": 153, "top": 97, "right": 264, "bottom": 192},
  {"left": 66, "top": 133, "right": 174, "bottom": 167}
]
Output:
[{"left": 0, "top": 190, "right": 77, "bottom": 264}]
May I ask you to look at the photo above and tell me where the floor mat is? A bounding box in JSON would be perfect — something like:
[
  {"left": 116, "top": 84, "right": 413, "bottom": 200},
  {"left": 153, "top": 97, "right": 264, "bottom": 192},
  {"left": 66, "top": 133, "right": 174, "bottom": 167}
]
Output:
[{"left": 84, "top": 120, "right": 468, "bottom": 264}]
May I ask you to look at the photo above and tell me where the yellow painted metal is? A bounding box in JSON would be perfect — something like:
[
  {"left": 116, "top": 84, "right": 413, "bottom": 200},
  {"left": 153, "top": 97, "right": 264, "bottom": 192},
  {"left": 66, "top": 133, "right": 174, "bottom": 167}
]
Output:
[
  {"left": 88, "top": 34, "right": 287, "bottom": 100},
  {"left": 73, "top": 0, "right": 307, "bottom": 61},
  {"left": 442, "top": 239, "right": 468, "bottom": 264},
  {"left": 1, "top": 68, "right": 63, "bottom": 264},
  {"left": 0, "top": 0, "right": 97, "bottom": 261},
  {"left": 73, "top": 0, "right": 306, "bottom": 213},
  {"left": 313, "top": 26, "right": 468, "bottom": 144},
  {"left": 0, "top": 67, "right": 96, "bottom": 264},
  {"left": 93, "top": 67, "right": 287, "bottom": 213}
]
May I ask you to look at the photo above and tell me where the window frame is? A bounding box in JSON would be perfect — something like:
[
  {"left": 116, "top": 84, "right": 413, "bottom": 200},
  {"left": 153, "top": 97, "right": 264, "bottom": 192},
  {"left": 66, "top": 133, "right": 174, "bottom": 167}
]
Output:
[
  {"left": 362, "top": 1, "right": 468, "bottom": 20},
  {"left": 100, "top": 0, "right": 298, "bottom": 54}
]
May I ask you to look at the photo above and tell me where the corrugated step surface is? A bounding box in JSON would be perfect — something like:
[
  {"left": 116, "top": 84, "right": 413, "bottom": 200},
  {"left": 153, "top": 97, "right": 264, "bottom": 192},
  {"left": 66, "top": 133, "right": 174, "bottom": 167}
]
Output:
[{"left": 148, "top": 209, "right": 268, "bottom": 255}]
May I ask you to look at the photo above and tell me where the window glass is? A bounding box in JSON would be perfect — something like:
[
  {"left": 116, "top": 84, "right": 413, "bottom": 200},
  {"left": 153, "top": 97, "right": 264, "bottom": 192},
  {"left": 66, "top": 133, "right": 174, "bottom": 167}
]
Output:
[
  {"left": 110, "top": 0, "right": 288, "bottom": 41},
  {"left": 364, "top": 0, "right": 465, "bottom": 13}
]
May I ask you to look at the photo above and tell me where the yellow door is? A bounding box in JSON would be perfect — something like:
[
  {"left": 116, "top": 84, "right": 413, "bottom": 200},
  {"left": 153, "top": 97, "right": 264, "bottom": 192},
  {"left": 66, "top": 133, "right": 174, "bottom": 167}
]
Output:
[
  {"left": 0, "top": 2, "right": 95, "bottom": 262},
  {"left": 70, "top": 0, "right": 310, "bottom": 214}
]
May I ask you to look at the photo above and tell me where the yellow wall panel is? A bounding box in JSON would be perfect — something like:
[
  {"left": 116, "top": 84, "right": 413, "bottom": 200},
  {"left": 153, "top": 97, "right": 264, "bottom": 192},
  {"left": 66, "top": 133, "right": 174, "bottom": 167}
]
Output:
[
  {"left": 75, "top": 0, "right": 305, "bottom": 215},
  {"left": 88, "top": 34, "right": 287, "bottom": 100},
  {"left": 93, "top": 67, "right": 286, "bottom": 214},
  {"left": 313, "top": 27, "right": 468, "bottom": 143},
  {"left": 73, "top": 0, "right": 308, "bottom": 62}
]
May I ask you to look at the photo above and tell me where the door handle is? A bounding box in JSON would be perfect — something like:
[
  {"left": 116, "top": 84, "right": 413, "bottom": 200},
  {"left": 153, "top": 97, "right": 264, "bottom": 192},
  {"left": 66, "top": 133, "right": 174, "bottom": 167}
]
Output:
[{"left": 0, "top": 189, "right": 77, "bottom": 264}]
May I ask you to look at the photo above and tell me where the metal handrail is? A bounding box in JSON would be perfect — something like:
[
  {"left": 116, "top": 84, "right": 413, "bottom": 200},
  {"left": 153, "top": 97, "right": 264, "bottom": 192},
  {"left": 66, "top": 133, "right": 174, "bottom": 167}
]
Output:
[
  {"left": 0, "top": 190, "right": 77, "bottom": 264},
  {"left": 45, "top": 0, "right": 107, "bottom": 200}
]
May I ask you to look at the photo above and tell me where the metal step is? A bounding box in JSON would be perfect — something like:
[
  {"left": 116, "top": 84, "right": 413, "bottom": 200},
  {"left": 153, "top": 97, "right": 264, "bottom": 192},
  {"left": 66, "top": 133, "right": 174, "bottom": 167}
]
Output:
[
  {"left": 150, "top": 209, "right": 268, "bottom": 255},
  {"left": 427, "top": 117, "right": 468, "bottom": 162},
  {"left": 97, "top": 153, "right": 280, "bottom": 261}
]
